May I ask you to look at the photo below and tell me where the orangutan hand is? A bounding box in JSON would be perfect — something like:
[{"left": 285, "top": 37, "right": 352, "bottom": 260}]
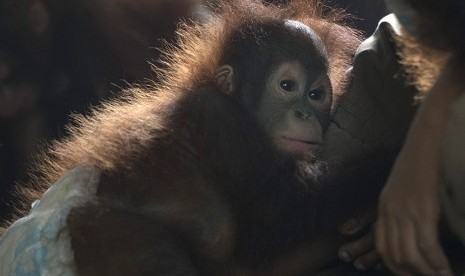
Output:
[{"left": 339, "top": 212, "right": 381, "bottom": 271}]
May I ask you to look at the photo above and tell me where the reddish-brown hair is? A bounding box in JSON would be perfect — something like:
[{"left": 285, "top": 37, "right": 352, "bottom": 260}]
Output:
[
  {"left": 2, "top": 0, "right": 362, "bottom": 231},
  {"left": 396, "top": 0, "right": 465, "bottom": 99}
]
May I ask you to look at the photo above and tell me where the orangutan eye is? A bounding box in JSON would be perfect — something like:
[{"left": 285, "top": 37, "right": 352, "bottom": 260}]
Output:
[
  {"left": 280, "top": 80, "right": 296, "bottom": 91},
  {"left": 308, "top": 89, "right": 325, "bottom": 100}
]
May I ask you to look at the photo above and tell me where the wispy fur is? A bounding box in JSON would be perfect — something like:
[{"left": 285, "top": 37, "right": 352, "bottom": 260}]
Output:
[{"left": 1, "top": 0, "right": 361, "bottom": 233}]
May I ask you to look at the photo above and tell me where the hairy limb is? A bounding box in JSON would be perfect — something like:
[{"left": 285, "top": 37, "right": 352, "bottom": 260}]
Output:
[{"left": 67, "top": 202, "right": 199, "bottom": 276}]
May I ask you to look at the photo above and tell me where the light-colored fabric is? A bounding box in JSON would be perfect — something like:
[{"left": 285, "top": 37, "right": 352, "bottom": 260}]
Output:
[
  {"left": 0, "top": 166, "right": 100, "bottom": 276},
  {"left": 441, "top": 92, "right": 465, "bottom": 245}
]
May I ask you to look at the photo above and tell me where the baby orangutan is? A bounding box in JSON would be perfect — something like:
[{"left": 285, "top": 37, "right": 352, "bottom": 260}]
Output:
[{"left": 0, "top": 1, "right": 372, "bottom": 275}]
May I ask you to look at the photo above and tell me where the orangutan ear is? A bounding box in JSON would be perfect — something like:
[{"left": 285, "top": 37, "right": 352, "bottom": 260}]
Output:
[{"left": 215, "top": 65, "right": 234, "bottom": 94}]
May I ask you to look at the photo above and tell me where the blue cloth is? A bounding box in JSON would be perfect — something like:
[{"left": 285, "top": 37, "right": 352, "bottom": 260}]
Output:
[{"left": 0, "top": 166, "right": 99, "bottom": 276}]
